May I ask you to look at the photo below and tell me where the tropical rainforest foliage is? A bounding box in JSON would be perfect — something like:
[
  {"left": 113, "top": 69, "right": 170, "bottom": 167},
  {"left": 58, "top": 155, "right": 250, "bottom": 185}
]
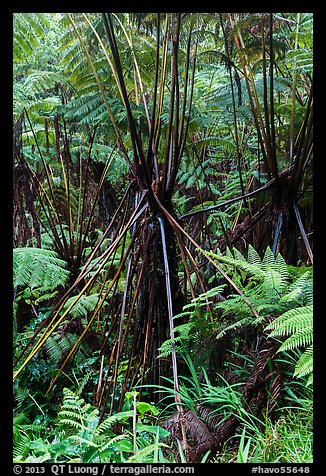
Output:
[{"left": 13, "top": 12, "right": 313, "bottom": 464}]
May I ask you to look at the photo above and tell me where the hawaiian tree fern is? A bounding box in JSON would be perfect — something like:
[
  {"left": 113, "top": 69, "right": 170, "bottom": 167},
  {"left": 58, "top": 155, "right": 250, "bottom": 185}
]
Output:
[
  {"left": 157, "top": 285, "right": 226, "bottom": 359},
  {"left": 158, "top": 245, "right": 300, "bottom": 358},
  {"left": 43, "top": 332, "right": 87, "bottom": 367},
  {"left": 62, "top": 293, "right": 103, "bottom": 319},
  {"left": 160, "top": 245, "right": 313, "bottom": 379},
  {"left": 13, "top": 247, "right": 70, "bottom": 292},
  {"left": 13, "top": 13, "right": 50, "bottom": 63},
  {"left": 265, "top": 305, "right": 313, "bottom": 386},
  {"left": 201, "top": 245, "right": 313, "bottom": 384},
  {"left": 202, "top": 245, "right": 311, "bottom": 321}
]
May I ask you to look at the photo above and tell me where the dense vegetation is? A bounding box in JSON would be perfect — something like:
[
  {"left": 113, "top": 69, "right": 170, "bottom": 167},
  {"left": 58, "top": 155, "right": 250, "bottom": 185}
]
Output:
[{"left": 13, "top": 12, "right": 313, "bottom": 464}]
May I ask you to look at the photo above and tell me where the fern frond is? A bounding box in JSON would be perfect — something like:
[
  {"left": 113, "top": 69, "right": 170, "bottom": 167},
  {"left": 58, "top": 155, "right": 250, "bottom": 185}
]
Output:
[
  {"left": 247, "top": 244, "right": 262, "bottom": 268},
  {"left": 157, "top": 324, "right": 191, "bottom": 358},
  {"left": 76, "top": 371, "right": 93, "bottom": 396},
  {"left": 95, "top": 410, "right": 134, "bottom": 437},
  {"left": 278, "top": 327, "right": 313, "bottom": 352},
  {"left": 62, "top": 293, "right": 101, "bottom": 318},
  {"left": 215, "top": 316, "right": 253, "bottom": 340},
  {"left": 280, "top": 271, "right": 313, "bottom": 306},
  {"left": 13, "top": 247, "right": 70, "bottom": 291},
  {"left": 13, "top": 13, "right": 50, "bottom": 62},
  {"left": 260, "top": 268, "right": 289, "bottom": 296},
  {"left": 231, "top": 247, "right": 246, "bottom": 261},
  {"left": 23, "top": 71, "right": 63, "bottom": 95},
  {"left": 293, "top": 345, "right": 313, "bottom": 380},
  {"left": 266, "top": 305, "right": 313, "bottom": 384},
  {"left": 203, "top": 249, "right": 266, "bottom": 281},
  {"left": 126, "top": 442, "right": 168, "bottom": 463},
  {"left": 58, "top": 418, "right": 84, "bottom": 430},
  {"left": 261, "top": 247, "right": 275, "bottom": 271},
  {"left": 44, "top": 336, "right": 63, "bottom": 363},
  {"left": 68, "top": 435, "right": 98, "bottom": 447},
  {"left": 99, "top": 434, "right": 126, "bottom": 453},
  {"left": 94, "top": 416, "right": 117, "bottom": 436},
  {"left": 274, "top": 253, "right": 290, "bottom": 279},
  {"left": 43, "top": 332, "right": 84, "bottom": 364},
  {"left": 266, "top": 305, "right": 313, "bottom": 337}
]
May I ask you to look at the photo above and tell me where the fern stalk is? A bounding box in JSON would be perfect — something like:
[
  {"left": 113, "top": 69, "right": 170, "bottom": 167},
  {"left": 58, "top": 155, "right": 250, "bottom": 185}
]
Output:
[
  {"left": 45, "top": 231, "right": 138, "bottom": 395},
  {"left": 13, "top": 193, "right": 148, "bottom": 382},
  {"left": 158, "top": 215, "right": 189, "bottom": 453},
  {"left": 24, "top": 109, "right": 71, "bottom": 259}
]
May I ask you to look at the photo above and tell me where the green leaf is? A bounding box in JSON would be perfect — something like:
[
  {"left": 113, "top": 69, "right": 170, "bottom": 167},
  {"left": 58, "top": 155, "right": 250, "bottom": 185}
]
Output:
[
  {"left": 135, "top": 424, "right": 170, "bottom": 438},
  {"left": 136, "top": 402, "right": 158, "bottom": 416}
]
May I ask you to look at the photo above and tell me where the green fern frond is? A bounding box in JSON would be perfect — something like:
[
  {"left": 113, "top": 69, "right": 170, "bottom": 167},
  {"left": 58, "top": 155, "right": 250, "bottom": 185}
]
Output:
[
  {"left": 273, "top": 253, "right": 289, "bottom": 278},
  {"left": 261, "top": 246, "right": 275, "bottom": 270},
  {"left": 278, "top": 327, "right": 313, "bottom": 352},
  {"left": 306, "top": 374, "right": 313, "bottom": 386},
  {"left": 266, "top": 305, "right": 313, "bottom": 384},
  {"left": 68, "top": 435, "right": 98, "bottom": 447},
  {"left": 157, "top": 335, "right": 189, "bottom": 359},
  {"left": 44, "top": 336, "right": 63, "bottom": 363},
  {"left": 13, "top": 13, "right": 50, "bottom": 62},
  {"left": 189, "top": 285, "right": 226, "bottom": 305},
  {"left": 23, "top": 71, "right": 63, "bottom": 95},
  {"left": 294, "top": 345, "right": 313, "bottom": 381},
  {"left": 94, "top": 416, "right": 116, "bottom": 436},
  {"left": 64, "top": 94, "right": 104, "bottom": 123},
  {"left": 215, "top": 314, "right": 266, "bottom": 341},
  {"left": 247, "top": 244, "right": 262, "bottom": 268},
  {"left": 266, "top": 305, "right": 313, "bottom": 337},
  {"left": 13, "top": 412, "right": 46, "bottom": 460},
  {"left": 13, "top": 247, "right": 70, "bottom": 291},
  {"left": 203, "top": 248, "right": 266, "bottom": 282},
  {"left": 260, "top": 268, "right": 289, "bottom": 296},
  {"left": 217, "top": 294, "right": 253, "bottom": 319},
  {"left": 280, "top": 271, "right": 313, "bottom": 306},
  {"left": 99, "top": 434, "right": 126, "bottom": 453},
  {"left": 35, "top": 289, "right": 59, "bottom": 304},
  {"left": 94, "top": 411, "right": 134, "bottom": 436},
  {"left": 58, "top": 418, "right": 84, "bottom": 430},
  {"left": 231, "top": 247, "right": 246, "bottom": 261},
  {"left": 126, "top": 442, "right": 168, "bottom": 463},
  {"left": 63, "top": 293, "right": 101, "bottom": 318},
  {"left": 57, "top": 388, "right": 100, "bottom": 432},
  {"left": 43, "top": 332, "right": 85, "bottom": 364}
]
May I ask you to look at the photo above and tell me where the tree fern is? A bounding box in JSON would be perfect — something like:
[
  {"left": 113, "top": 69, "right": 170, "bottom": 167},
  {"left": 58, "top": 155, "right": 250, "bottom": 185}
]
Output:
[
  {"left": 294, "top": 345, "right": 313, "bottom": 383},
  {"left": 204, "top": 245, "right": 290, "bottom": 291},
  {"left": 62, "top": 293, "right": 101, "bottom": 319},
  {"left": 22, "top": 70, "right": 63, "bottom": 95},
  {"left": 196, "top": 246, "right": 312, "bottom": 353},
  {"left": 265, "top": 305, "right": 313, "bottom": 385},
  {"left": 13, "top": 247, "right": 70, "bottom": 291},
  {"left": 280, "top": 271, "right": 313, "bottom": 307},
  {"left": 13, "top": 13, "right": 50, "bottom": 63},
  {"left": 157, "top": 322, "right": 193, "bottom": 358},
  {"left": 43, "top": 332, "right": 87, "bottom": 365},
  {"left": 157, "top": 285, "right": 226, "bottom": 359},
  {"left": 266, "top": 305, "right": 312, "bottom": 338}
]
